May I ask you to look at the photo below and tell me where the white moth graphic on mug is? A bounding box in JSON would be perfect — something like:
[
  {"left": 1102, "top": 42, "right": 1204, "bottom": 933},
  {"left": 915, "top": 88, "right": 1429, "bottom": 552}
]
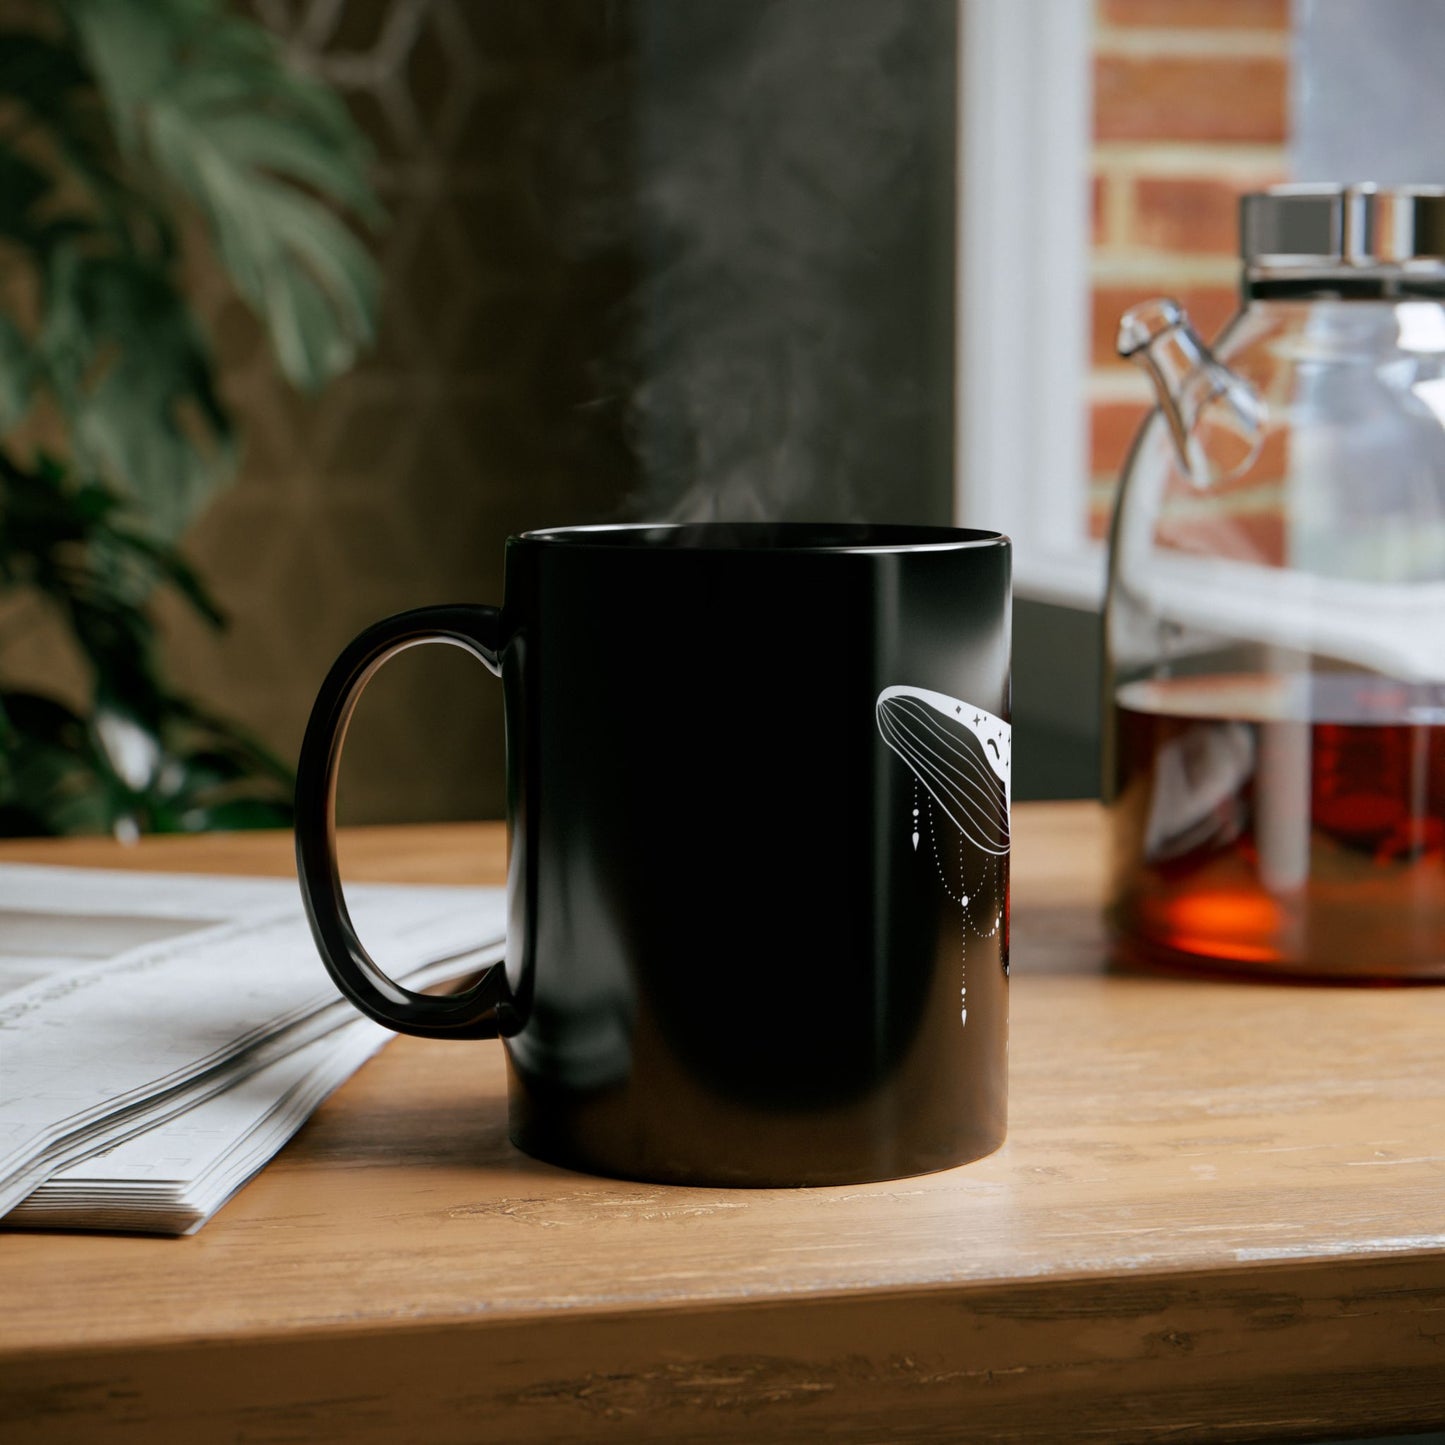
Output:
[{"left": 875, "top": 686, "right": 1011, "bottom": 1028}]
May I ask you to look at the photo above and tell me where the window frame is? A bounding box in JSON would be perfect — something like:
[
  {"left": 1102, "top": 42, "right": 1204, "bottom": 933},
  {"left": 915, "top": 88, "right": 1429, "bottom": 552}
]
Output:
[{"left": 955, "top": 0, "right": 1104, "bottom": 610}]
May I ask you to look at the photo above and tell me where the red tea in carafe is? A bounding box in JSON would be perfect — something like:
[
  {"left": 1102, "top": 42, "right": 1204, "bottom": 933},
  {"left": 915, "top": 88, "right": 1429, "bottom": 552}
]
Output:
[{"left": 1110, "top": 673, "right": 1445, "bottom": 979}]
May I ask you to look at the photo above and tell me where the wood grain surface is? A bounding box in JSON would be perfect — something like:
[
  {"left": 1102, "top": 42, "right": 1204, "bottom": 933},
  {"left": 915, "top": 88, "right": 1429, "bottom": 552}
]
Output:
[{"left": 2, "top": 803, "right": 1443, "bottom": 1443}]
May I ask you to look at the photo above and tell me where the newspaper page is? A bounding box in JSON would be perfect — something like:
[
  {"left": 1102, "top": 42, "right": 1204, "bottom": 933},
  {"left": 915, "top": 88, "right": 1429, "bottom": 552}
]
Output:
[{"left": 0, "top": 865, "right": 506, "bottom": 1230}]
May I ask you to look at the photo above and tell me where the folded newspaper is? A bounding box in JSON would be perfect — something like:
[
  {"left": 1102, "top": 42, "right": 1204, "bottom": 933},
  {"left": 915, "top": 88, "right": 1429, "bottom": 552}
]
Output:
[{"left": 0, "top": 864, "right": 505, "bottom": 1235}]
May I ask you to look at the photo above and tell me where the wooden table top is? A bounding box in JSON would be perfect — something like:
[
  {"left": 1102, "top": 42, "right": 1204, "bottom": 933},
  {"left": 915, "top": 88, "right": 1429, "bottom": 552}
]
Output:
[{"left": 2, "top": 802, "right": 1443, "bottom": 1444}]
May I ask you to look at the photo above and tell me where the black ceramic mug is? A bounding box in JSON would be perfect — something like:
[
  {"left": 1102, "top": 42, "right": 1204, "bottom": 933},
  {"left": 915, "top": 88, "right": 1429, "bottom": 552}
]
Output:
[{"left": 296, "top": 523, "right": 1011, "bottom": 1186}]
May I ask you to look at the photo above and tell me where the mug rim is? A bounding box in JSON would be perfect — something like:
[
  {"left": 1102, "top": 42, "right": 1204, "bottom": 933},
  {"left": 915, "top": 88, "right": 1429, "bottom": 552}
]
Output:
[{"left": 514, "top": 522, "right": 1009, "bottom": 554}]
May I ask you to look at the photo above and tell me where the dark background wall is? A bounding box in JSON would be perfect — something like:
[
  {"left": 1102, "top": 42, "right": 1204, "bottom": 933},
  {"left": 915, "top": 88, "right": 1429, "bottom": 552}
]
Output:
[
  {"left": 1012, "top": 600, "right": 1101, "bottom": 803},
  {"left": 140, "top": 0, "right": 961, "bottom": 824},
  {"left": 159, "top": 1, "right": 639, "bottom": 827},
  {"left": 624, "top": 0, "right": 957, "bottom": 526}
]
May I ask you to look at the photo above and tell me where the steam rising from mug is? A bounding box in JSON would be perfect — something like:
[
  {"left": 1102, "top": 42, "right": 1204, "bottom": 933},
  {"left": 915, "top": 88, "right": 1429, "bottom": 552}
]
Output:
[{"left": 560, "top": 0, "right": 955, "bottom": 522}]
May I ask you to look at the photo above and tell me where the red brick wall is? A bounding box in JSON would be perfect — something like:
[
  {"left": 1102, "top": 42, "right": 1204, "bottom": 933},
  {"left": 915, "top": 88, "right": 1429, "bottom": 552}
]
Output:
[{"left": 1088, "top": 0, "right": 1290, "bottom": 538}]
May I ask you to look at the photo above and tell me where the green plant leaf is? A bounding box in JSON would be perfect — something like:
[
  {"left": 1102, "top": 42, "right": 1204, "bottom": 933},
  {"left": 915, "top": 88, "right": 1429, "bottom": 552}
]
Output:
[
  {"left": 107, "top": 524, "right": 225, "bottom": 626},
  {"left": 167, "top": 698, "right": 295, "bottom": 785},
  {"left": 0, "top": 689, "right": 115, "bottom": 836},
  {"left": 0, "top": 149, "right": 51, "bottom": 246},
  {"left": 178, "top": 797, "right": 292, "bottom": 832},
  {"left": 0, "top": 315, "right": 32, "bottom": 427},
  {"left": 36, "top": 248, "right": 234, "bottom": 537},
  {"left": 0, "top": 0, "right": 361, "bottom": 837},
  {"left": 0, "top": 689, "right": 89, "bottom": 748},
  {"left": 0, "top": 33, "right": 89, "bottom": 117},
  {"left": 64, "top": 0, "right": 382, "bottom": 392},
  {"left": 0, "top": 454, "right": 223, "bottom": 743},
  {"left": 0, "top": 672, "right": 297, "bottom": 838},
  {"left": 0, "top": 30, "right": 159, "bottom": 257}
]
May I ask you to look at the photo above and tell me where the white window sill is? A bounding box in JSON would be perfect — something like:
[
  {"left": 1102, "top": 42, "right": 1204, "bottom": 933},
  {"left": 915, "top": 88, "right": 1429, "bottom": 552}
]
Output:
[
  {"left": 956, "top": 0, "right": 1097, "bottom": 618},
  {"left": 1013, "top": 543, "right": 1107, "bottom": 612}
]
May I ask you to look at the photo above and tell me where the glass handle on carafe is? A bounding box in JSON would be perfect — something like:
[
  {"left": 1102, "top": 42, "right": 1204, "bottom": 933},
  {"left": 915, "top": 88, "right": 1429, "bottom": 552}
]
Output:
[{"left": 1117, "top": 297, "right": 1266, "bottom": 488}]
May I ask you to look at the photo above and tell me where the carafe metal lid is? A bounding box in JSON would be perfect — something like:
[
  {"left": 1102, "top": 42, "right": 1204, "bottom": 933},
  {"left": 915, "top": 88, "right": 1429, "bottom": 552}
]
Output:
[{"left": 1241, "top": 184, "right": 1445, "bottom": 270}]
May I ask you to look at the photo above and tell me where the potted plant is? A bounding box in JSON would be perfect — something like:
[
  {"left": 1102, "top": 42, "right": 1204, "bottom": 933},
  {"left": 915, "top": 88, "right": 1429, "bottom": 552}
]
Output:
[{"left": 0, "top": 0, "right": 380, "bottom": 836}]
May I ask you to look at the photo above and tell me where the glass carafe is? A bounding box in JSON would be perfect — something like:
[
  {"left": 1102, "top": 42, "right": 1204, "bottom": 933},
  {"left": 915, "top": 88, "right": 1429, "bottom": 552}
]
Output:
[{"left": 1105, "top": 184, "right": 1445, "bottom": 980}]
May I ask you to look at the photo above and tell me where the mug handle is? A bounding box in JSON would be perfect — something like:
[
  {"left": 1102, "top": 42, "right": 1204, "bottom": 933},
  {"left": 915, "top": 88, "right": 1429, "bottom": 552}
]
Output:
[{"left": 295, "top": 604, "right": 510, "bottom": 1040}]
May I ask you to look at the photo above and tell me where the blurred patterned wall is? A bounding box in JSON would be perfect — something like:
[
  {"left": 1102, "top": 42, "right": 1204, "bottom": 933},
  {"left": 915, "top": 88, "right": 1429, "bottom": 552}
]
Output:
[
  {"left": 151, "top": 0, "right": 954, "bottom": 827},
  {"left": 165, "top": 0, "right": 638, "bottom": 825}
]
